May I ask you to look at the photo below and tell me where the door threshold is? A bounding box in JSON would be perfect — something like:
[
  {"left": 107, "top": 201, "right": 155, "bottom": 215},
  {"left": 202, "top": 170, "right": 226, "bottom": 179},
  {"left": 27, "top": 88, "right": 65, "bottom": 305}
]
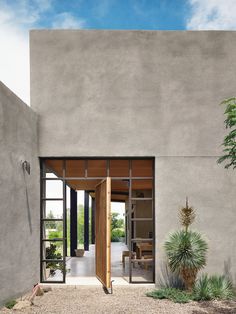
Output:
[{"left": 40, "top": 276, "right": 155, "bottom": 287}]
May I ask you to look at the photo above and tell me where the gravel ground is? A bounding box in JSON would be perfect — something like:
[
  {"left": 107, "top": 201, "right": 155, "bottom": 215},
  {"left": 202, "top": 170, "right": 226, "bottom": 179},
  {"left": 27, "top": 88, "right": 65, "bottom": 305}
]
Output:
[{"left": 1, "top": 286, "right": 236, "bottom": 314}]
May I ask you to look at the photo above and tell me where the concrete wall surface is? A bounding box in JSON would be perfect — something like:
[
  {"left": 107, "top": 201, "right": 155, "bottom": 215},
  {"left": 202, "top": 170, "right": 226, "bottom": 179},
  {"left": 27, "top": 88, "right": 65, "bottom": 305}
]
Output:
[
  {"left": 0, "top": 82, "right": 39, "bottom": 306},
  {"left": 156, "top": 157, "right": 236, "bottom": 284},
  {"left": 30, "top": 30, "right": 236, "bottom": 157},
  {"left": 30, "top": 30, "right": 236, "bottom": 283}
]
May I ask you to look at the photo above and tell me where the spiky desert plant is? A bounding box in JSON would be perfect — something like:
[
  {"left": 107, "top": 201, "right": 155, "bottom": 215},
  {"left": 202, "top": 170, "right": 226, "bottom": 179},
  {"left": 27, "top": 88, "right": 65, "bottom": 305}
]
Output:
[
  {"left": 179, "top": 197, "right": 195, "bottom": 232},
  {"left": 209, "top": 275, "right": 234, "bottom": 300},
  {"left": 192, "top": 274, "right": 213, "bottom": 301},
  {"left": 193, "top": 274, "right": 234, "bottom": 301},
  {"left": 165, "top": 230, "right": 208, "bottom": 291}
]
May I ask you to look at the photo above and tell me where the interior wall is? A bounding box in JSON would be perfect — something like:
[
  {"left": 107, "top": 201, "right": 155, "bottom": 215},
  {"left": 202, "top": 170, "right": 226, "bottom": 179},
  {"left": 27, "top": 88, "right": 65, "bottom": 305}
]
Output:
[
  {"left": 133, "top": 190, "right": 152, "bottom": 239},
  {"left": 0, "top": 82, "right": 39, "bottom": 305}
]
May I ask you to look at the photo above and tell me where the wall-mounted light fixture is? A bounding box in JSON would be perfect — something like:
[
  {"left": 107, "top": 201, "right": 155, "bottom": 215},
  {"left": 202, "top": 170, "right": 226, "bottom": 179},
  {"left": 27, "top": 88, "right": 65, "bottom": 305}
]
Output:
[{"left": 22, "top": 160, "right": 31, "bottom": 175}]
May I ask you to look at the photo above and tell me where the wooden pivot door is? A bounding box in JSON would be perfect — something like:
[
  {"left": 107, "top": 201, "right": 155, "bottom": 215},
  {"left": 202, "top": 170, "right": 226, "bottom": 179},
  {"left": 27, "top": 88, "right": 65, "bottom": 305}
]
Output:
[{"left": 95, "top": 177, "right": 111, "bottom": 290}]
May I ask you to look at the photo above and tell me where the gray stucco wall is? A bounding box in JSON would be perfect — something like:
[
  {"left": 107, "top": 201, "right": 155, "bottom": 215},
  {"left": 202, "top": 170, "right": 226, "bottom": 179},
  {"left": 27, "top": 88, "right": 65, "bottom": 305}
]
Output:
[
  {"left": 0, "top": 82, "right": 39, "bottom": 305},
  {"left": 30, "top": 30, "right": 236, "bottom": 283}
]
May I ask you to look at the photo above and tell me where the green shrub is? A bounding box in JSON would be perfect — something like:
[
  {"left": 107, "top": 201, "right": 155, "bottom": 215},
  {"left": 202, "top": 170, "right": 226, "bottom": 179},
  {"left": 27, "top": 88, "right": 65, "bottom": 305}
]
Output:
[
  {"left": 111, "top": 228, "right": 125, "bottom": 242},
  {"left": 46, "top": 243, "right": 63, "bottom": 274},
  {"left": 5, "top": 299, "right": 17, "bottom": 309},
  {"left": 193, "top": 274, "right": 234, "bottom": 301},
  {"left": 146, "top": 288, "right": 192, "bottom": 303},
  {"left": 147, "top": 274, "right": 235, "bottom": 303}
]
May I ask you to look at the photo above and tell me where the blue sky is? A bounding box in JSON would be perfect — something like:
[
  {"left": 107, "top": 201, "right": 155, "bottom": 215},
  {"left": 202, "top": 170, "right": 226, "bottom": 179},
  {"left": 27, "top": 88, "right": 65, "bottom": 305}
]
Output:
[
  {"left": 29, "top": 0, "right": 190, "bottom": 31},
  {"left": 0, "top": 0, "right": 235, "bottom": 104}
]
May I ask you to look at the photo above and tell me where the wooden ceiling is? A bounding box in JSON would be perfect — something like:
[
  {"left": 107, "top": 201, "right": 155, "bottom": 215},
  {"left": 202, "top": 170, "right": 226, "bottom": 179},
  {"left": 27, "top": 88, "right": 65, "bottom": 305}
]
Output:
[{"left": 44, "top": 159, "right": 153, "bottom": 196}]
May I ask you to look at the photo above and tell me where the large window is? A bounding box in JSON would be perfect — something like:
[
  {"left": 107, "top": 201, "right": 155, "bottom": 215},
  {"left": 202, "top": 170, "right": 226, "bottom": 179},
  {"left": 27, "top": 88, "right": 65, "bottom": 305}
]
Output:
[{"left": 40, "top": 158, "right": 155, "bottom": 283}]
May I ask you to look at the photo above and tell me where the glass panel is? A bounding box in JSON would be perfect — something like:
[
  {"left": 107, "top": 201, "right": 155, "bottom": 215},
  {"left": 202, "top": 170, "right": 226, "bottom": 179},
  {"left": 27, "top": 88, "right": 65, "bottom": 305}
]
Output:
[
  {"left": 45, "top": 180, "right": 63, "bottom": 198},
  {"left": 78, "top": 198, "right": 84, "bottom": 248},
  {"left": 44, "top": 160, "right": 63, "bottom": 178},
  {"left": 87, "top": 160, "right": 107, "bottom": 177},
  {"left": 131, "top": 179, "right": 153, "bottom": 196},
  {"left": 66, "top": 186, "right": 71, "bottom": 256},
  {"left": 130, "top": 240, "right": 154, "bottom": 283},
  {"left": 110, "top": 160, "right": 129, "bottom": 177},
  {"left": 66, "top": 160, "right": 85, "bottom": 177},
  {"left": 132, "top": 199, "right": 152, "bottom": 219},
  {"left": 42, "top": 241, "right": 64, "bottom": 260},
  {"left": 132, "top": 220, "right": 153, "bottom": 240},
  {"left": 132, "top": 160, "right": 153, "bottom": 177},
  {"left": 42, "top": 200, "right": 63, "bottom": 219},
  {"left": 42, "top": 221, "right": 63, "bottom": 240},
  {"left": 42, "top": 261, "right": 64, "bottom": 282}
]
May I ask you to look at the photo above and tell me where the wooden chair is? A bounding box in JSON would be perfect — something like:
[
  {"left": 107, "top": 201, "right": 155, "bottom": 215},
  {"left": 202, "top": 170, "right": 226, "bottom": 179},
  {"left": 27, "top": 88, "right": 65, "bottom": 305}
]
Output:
[{"left": 122, "top": 251, "right": 136, "bottom": 268}]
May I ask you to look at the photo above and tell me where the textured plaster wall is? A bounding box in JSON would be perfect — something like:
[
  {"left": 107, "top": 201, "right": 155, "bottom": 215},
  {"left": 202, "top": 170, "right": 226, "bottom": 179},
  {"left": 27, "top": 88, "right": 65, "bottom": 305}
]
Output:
[
  {"left": 156, "top": 157, "right": 236, "bottom": 283},
  {"left": 30, "top": 30, "right": 236, "bottom": 283},
  {"left": 0, "top": 82, "right": 39, "bottom": 305}
]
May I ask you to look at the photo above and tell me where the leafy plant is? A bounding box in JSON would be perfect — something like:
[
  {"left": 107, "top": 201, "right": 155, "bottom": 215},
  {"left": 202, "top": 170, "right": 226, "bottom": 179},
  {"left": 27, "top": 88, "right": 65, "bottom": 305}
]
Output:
[
  {"left": 193, "top": 274, "right": 234, "bottom": 301},
  {"left": 111, "top": 228, "right": 125, "bottom": 242},
  {"left": 146, "top": 288, "right": 192, "bottom": 303},
  {"left": 46, "top": 243, "right": 63, "bottom": 274},
  {"left": 111, "top": 212, "right": 124, "bottom": 229},
  {"left": 5, "top": 299, "right": 17, "bottom": 309},
  {"left": 218, "top": 97, "right": 236, "bottom": 169},
  {"left": 111, "top": 212, "right": 125, "bottom": 242}
]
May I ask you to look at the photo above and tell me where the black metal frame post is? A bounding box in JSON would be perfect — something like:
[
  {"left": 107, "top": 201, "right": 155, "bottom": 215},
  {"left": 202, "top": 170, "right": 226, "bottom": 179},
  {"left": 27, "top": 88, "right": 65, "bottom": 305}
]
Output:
[
  {"left": 84, "top": 191, "right": 89, "bottom": 251},
  {"left": 70, "top": 188, "right": 78, "bottom": 257},
  {"left": 91, "top": 197, "right": 95, "bottom": 244}
]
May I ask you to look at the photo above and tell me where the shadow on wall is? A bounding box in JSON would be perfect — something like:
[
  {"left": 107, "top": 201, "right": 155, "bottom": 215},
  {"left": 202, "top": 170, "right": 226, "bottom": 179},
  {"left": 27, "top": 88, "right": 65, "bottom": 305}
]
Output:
[
  {"left": 22, "top": 160, "right": 32, "bottom": 234},
  {"left": 224, "top": 258, "right": 235, "bottom": 286}
]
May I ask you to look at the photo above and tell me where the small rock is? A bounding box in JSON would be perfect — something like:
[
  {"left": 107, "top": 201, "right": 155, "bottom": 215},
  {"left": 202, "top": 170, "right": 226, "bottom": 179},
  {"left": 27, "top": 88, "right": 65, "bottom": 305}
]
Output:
[
  {"left": 12, "top": 300, "right": 31, "bottom": 310},
  {"left": 36, "top": 287, "right": 44, "bottom": 296}
]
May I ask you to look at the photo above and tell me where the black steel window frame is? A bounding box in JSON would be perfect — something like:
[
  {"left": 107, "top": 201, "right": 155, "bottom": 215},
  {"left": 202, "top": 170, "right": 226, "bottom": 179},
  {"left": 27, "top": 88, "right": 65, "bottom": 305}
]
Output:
[{"left": 40, "top": 157, "right": 155, "bottom": 284}]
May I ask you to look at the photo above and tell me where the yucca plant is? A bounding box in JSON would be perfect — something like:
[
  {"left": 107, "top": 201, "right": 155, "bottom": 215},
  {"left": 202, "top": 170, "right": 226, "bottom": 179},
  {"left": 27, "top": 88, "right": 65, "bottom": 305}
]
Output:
[
  {"left": 179, "top": 197, "right": 195, "bottom": 232},
  {"left": 192, "top": 274, "right": 213, "bottom": 301},
  {"left": 193, "top": 274, "right": 234, "bottom": 301},
  {"left": 209, "top": 275, "right": 234, "bottom": 300},
  {"left": 165, "top": 230, "right": 208, "bottom": 291},
  {"left": 164, "top": 198, "right": 208, "bottom": 291}
]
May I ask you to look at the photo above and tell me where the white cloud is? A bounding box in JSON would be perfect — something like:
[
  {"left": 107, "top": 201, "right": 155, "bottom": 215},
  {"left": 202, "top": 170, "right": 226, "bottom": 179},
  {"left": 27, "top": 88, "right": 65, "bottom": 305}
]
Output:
[
  {"left": 52, "top": 12, "right": 85, "bottom": 29},
  {"left": 0, "top": 2, "right": 30, "bottom": 104},
  {"left": 0, "top": 0, "right": 85, "bottom": 105},
  {"left": 187, "top": 0, "right": 236, "bottom": 30}
]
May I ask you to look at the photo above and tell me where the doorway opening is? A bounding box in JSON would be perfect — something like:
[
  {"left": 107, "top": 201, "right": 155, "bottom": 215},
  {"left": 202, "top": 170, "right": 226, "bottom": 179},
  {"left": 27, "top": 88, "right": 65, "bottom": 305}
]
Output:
[{"left": 40, "top": 158, "right": 155, "bottom": 286}]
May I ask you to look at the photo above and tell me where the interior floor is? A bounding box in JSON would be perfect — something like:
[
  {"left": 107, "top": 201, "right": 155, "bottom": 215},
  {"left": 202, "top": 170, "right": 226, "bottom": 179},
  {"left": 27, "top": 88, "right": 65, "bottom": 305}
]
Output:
[
  {"left": 66, "top": 242, "right": 129, "bottom": 285},
  {"left": 65, "top": 242, "right": 153, "bottom": 285}
]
